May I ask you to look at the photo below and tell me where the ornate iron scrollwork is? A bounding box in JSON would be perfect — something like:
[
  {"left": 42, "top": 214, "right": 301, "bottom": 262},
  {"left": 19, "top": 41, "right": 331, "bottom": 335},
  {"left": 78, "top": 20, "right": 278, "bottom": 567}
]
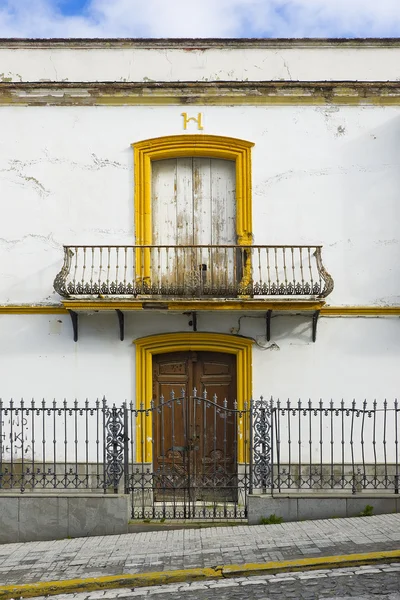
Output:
[
  {"left": 314, "top": 247, "right": 334, "bottom": 298},
  {"left": 104, "top": 403, "right": 126, "bottom": 492},
  {"left": 53, "top": 247, "right": 74, "bottom": 298},
  {"left": 251, "top": 397, "right": 272, "bottom": 492}
]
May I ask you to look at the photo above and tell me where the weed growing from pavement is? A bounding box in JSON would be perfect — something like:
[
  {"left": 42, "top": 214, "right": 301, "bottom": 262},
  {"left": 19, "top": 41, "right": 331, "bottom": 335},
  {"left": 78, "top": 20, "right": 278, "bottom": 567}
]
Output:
[
  {"left": 259, "top": 514, "right": 284, "bottom": 525},
  {"left": 359, "top": 504, "right": 374, "bottom": 517}
]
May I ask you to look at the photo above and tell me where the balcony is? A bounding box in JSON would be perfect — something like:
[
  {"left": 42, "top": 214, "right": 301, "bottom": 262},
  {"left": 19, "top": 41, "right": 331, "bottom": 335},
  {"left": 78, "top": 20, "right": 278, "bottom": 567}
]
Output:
[{"left": 54, "top": 245, "right": 334, "bottom": 303}]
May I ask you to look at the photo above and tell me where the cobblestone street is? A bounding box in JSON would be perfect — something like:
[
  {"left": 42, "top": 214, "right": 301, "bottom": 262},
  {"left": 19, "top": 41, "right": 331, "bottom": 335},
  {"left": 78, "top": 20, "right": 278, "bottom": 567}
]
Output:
[
  {"left": 0, "top": 514, "right": 400, "bottom": 585},
  {"left": 27, "top": 564, "right": 400, "bottom": 599}
]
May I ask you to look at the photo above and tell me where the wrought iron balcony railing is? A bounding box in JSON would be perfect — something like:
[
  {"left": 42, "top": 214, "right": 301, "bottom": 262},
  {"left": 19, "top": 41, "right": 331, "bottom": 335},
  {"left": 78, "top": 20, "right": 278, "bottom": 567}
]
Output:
[{"left": 53, "top": 245, "right": 334, "bottom": 299}]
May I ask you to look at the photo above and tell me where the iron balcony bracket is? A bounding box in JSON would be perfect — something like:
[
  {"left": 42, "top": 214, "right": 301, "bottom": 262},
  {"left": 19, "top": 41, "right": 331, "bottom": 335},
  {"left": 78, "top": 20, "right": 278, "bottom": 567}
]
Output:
[
  {"left": 265, "top": 309, "right": 319, "bottom": 343},
  {"left": 266, "top": 310, "right": 272, "bottom": 341},
  {"left": 116, "top": 309, "right": 124, "bottom": 341},
  {"left": 68, "top": 309, "right": 124, "bottom": 342},
  {"left": 68, "top": 310, "right": 78, "bottom": 342},
  {"left": 312, "top": 309, "right": 320, "bottom": 343},
  {"left": 188, "top": 311, "right": 197, "bottom": 332}
]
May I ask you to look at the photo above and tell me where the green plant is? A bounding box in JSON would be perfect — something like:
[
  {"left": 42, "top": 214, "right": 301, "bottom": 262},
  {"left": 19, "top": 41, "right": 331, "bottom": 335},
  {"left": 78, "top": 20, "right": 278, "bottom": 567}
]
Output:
[
  {"left": 259, "top": 514, "right": 283, "bottom": 525},
  {"left": 359, "top": 504, "right": 374, "bottom": 517},
  {"left": 159, "top": 517, "right": 166, "bottom": 523}
]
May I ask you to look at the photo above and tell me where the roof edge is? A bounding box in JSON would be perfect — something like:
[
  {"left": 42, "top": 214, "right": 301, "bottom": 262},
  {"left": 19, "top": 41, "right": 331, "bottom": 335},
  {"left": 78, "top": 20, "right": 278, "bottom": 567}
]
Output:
[{"left": 0, "top": 37, "right": 400, "bottom": 49}]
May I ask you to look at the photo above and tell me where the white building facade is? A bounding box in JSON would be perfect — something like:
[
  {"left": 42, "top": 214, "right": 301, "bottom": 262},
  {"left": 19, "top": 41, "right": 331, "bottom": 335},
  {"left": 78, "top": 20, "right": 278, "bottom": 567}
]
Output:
[{"left": 0, "top": 39, "right": 399, "bottom": 523}]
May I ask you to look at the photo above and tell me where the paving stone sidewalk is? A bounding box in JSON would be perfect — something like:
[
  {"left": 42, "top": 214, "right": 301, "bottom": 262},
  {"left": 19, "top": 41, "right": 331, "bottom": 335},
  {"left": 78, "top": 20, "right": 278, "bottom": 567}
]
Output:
[{"left": 0, "top": 514, "right": 400, "bottom": 586}]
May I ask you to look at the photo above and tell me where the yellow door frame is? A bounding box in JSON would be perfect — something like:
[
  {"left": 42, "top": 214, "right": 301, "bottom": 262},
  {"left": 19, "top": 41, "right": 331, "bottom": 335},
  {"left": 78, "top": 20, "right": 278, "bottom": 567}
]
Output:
[{"left": 134, "top": 332, "right": 253, "bottom": 464}]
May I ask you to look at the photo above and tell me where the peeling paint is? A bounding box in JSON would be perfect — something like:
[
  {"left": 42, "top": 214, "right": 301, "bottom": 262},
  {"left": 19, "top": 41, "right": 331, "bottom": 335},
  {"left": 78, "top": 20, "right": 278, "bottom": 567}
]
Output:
[
  {"left": 91, "top": 154, "right": 127, "bottom": 170},
  {"left": 5, "top": 153, "right": 128, "bottom": 174},
  {"left": 0, "top": 233, "right": 61, "bottom": 250},
  {"left": 0, "top": 161, "right": 50, "bottom": 197},
  {"left": 259, "top": 161, "right": 394, "bottom": 190},
  {"left": 375, "top": 239, "right": 399, "bottom": 246}
]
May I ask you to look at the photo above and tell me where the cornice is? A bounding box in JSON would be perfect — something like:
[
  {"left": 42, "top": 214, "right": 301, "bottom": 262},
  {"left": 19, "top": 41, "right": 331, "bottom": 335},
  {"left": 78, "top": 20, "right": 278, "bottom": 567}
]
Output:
[
  {"left": 1, "top": 38, "right": 400, "bottom": 49},
  {"left": 2, "top": 81, "right": 400, "bottom": 106}
]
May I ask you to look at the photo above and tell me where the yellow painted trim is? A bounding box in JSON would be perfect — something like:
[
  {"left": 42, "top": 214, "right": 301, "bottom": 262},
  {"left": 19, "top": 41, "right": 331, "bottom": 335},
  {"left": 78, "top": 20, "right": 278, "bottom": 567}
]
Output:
[
  {"left": 96, "top": 95, "right": 400, "bottom": 107},
  {"left": 134, "top": 332, "right": 253, "bottom": 464},
  {"left": 2, "top": 303, "right": 400, "bottom": 316},
  {"left": 1, "top": 550, "right": 399, "bottom": 599},
  {"left": 221, "top": 549, "right": 400, "bottom": 576},
  {"left": 61, "top": 299, "right": 325, "bottom": 312},
  {"left": 321, "top": 306, "right": 400, "bottom": 316},
  {"left": 132, "top": 135, "right": 254, "bottom": 247},
  {"left": 166, "top": 301, "right": 325, "bottom": 311},
  {"left": 0, "top": 305, "right": 67, "bottom": 314},
  {"left": 62, "top": 301, "right": 144, "bottom": 311}
]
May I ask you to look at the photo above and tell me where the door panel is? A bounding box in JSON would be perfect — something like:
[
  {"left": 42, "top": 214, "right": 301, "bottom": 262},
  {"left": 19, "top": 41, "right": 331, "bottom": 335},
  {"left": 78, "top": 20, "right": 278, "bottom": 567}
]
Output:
[
  {"left": 210, "top": 159, "right": 236, "bottom": 247},
  {"left": 193, "top": 158, "right": 212, "bottom": 246},
  {"left": 152, "top": 351, "right": 237, "bottom": 501},
  {"left": 152, "top": 352, "right": 190, "bottom": 494},
  {"left": 176, "top": 158, "right": 195, "bottom": 246},
  {"left": 209, "top": 159, "right": 237, "bottom": 291},
  {"left": 194, "top": 352, "right": 236, "bottom": 499},
  {"left": 151, "top": 158, "right": 179, "bottom": 247}
]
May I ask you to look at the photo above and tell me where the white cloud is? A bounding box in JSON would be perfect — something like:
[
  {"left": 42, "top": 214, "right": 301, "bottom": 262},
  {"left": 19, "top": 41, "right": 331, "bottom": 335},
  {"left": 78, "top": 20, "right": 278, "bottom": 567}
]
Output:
[{"left": 0, "top": 0, "right": 399, "bottom": 38}]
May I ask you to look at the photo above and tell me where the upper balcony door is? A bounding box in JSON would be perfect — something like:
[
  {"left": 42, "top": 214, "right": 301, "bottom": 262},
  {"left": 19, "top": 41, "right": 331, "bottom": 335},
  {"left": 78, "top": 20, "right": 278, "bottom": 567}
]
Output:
[{"left": 151, "top": 157, "right": 237, "bottom": 295}]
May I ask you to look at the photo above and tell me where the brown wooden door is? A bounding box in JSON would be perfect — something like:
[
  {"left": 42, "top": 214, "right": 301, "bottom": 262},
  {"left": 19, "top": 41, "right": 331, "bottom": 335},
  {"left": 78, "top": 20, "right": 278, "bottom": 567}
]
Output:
[{"left": 152, "top": 351, "right": 237, "bottom": 501}]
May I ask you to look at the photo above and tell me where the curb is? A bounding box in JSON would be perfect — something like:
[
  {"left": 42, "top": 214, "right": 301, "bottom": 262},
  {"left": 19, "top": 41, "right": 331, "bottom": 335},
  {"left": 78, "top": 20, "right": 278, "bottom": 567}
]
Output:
[{"left": 1, "top": 549, "right": 400, "bottom": 599}]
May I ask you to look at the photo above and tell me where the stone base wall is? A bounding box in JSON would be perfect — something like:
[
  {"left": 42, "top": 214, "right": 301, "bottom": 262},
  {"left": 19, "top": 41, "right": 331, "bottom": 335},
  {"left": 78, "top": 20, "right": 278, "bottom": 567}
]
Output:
[
  {"left": 0, "top": 494, "right": 129, "bottom": 544},
  {"left": 248, "top": 493, "right": 400, "bottom": 525}
]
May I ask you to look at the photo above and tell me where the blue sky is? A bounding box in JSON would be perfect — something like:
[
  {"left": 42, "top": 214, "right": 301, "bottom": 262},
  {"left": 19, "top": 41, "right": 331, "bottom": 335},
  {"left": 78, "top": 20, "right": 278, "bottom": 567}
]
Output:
[
  {"left": 0, "top": 0, "right": 399, "bottom": 38},
  {"left": 57, "top": 0, "right": 89, "bottom": 16}
]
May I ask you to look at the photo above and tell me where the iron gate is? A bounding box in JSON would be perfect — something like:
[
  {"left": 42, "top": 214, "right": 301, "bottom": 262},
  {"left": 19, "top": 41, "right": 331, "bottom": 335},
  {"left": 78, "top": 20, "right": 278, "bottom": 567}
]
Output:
[{"left": 127, "top": 390, "right": 250, "bottom": 520}]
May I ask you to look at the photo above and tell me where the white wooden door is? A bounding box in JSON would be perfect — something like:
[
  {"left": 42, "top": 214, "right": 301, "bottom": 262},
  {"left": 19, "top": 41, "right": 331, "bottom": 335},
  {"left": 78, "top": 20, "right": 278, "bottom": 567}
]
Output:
[{"left": 151, "top": 158, "right": 237, "bottom": 294}]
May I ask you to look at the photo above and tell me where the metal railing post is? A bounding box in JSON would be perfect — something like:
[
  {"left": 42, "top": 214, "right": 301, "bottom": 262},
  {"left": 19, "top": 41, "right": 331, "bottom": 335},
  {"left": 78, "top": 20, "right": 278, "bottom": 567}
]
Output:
[
  {"left": 123, "top": 402, "right": 130, "bottom": 494},
  {"left": 249, "top": 399, "right": 254, "bottom": 495}
]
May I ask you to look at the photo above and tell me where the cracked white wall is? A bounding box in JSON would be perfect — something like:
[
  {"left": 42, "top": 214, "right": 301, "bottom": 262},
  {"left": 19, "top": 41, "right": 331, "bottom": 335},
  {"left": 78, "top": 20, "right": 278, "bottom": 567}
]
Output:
[
  {"left": 0, "top": 312, "right": 399, "bottom": 463},
  {"left": 1, "top": 46, "right": 400, "bottom": 82},
  {"left": 0, "top": 104, "right": 399, "bottom": 305},
  {"left": 0, "top": 312, "right": 398, "bottom": 399}
]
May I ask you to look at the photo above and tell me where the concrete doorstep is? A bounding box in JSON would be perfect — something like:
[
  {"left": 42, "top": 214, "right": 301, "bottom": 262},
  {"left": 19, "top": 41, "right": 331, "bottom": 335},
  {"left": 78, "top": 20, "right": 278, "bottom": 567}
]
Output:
[{"left": 1, "top": 550, "right": 400, "bottom": 600}]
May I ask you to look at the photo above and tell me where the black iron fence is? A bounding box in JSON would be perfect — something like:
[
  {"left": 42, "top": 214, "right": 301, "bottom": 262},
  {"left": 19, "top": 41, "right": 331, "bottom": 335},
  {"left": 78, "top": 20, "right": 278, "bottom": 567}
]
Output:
[
  {"left": 1, "top": 397, "right": 399, "bottom": 521},
  {"left": 0, "top": 399, "right": 126, "bottom": 493},
  {"left": 252, "top": 398, "right": 400, "bottom": 495}
]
